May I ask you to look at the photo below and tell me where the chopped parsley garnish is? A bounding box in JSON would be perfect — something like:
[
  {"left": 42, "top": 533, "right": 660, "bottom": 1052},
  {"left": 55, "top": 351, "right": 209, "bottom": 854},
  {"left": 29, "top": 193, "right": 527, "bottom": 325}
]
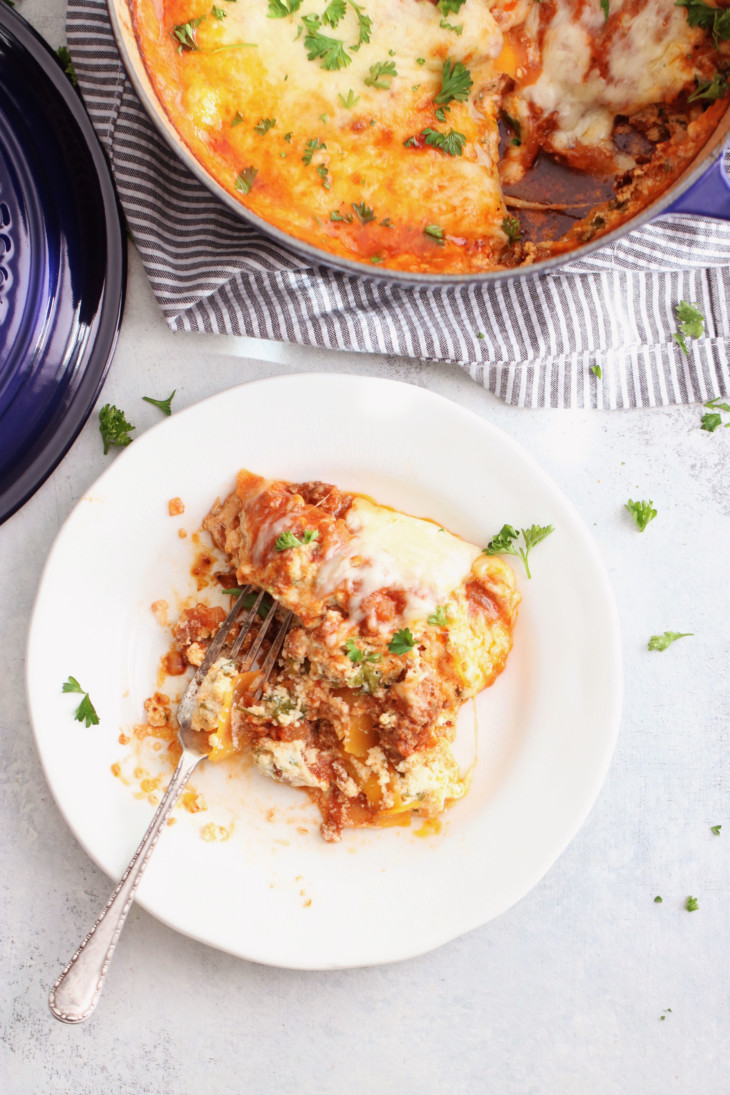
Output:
[
  {"left": 601, "top": 0, "right": 609, "bottom": 19},
  {"left": 344, "top": 638, "right": 382, "bottom": 663},
  {"left": 303, "top": 137, "right": 327, "bottom": 164},
  {"left": 685, "top": 895, "right": 699, "bottom": 912},
  {"left": 434, "top": 58, "right": 473, "bottom": 106},
  {"left": 365, "top": 60, "right": 398, "bottom": 89},
  {"left": 62, "top": 676, "right": 100, "bottom": 727},
  {"left": 338, "top": 89, "right": 361, "bottom": 108},
  {"left": 254, "top": 117, "right": 276, "bottom": 135},
  {"left": 99, "top": 404, "right": 135, "bottom": 454},
  {"left": 56, "top": 46, "right": 78, "bottom": 86},
  {"left": 502, "top": 110, "right": 522, "bottom": 146},
  {"left": 388, "top": 628, "right": 416, "bottom": 655},
  {"left": 625, "top": 498, "right": 657, "bottom": 532},
  {"left": 212, "top": 5, "right": 227, "bottom": 19},
  {"left": 688, "top": 72, "right": 728, "bottom": 102},
  {"left": 416, "top": 57, "right": 426, "bottom": 65},
  {"left": 303, "top": 24, "right": 352, "bottom": 70},
  {"left": 222, "top": 588, "right": 274, "bottom": 619},
  {"left": 349, "top": 0, "right": 373, "bottom": 48},
  {"left": 673, "top": 300, "right": 705, "bottom": 354},
  {"left": 436, "top": 0, "right": 466, "bottom": 13},
  {"left": 275, "top": 528, "right": 319, "bottom": 551},
  {"left": 654, "top": 895, "right": 663, "bottom": 903},
  {"left": 701, "top": 397, "right": 730, "bottom": 432},
  {"left": 403, "top": 136, "right": 419, "bottom": 148},
  {"left": 424, "top": 224, "right": 445, "bottom": 245},
  {"left": 502, "top": 216, "right": 521, "bottom": 244},
  {"left": 234, "top": 166, "right": 258, "bottom": 193},
  {"left": 428, "top": 604, "right": 451, "bottom": 626},
  {"left": 317, "top": 164, "right": 331, "bottom": 189},
  {"left": 330, "top": 209, "right": 354, "bottom": 222},
  {"left": 142, "top": 390, "right": 176, "bottom": 416},
  {"left": 171, "top": 17, "right": 205, "bottom": 51},
  {"left": 591, "top": 364, "right": 602, "bottom": 379},
  {"left": 351, "top": 201, "right": 376, "bottom": 224},
  {"left": 380, "top": 217, "right": 393, "bottom": 228},
  {"left": 370, "top": 254, "right": 384, "bottom": 264},
  {"left": 231, "top": 111, "right": 244, "bottom": 126},
  {"left": 484, "top": 523, "right": 554, "bottom": 579},
  {"left": 267, "top": 0, "right": 303, "bottom": 16},
  {"left": 711, "top": 824, "right": 722, "bottom": 835},
  {"left": 322, "top": 0, "right": 347, "bottom": 27},
  {"left": 676, "top": 0, "right": 730, "bottom": 44},
  {"left": 439, "top": 19, "right": 463, "bottom": 34},
  {"left": 647, "top": 631, "right": 693, "bottom": 651},
  {"left": 422, "top": 127, "right": 467, "bottom": 156}
]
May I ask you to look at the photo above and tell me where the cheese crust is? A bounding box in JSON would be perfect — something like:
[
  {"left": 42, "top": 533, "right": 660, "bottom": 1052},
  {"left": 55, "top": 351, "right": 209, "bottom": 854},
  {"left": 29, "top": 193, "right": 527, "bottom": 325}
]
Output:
[
  {"left": 170, "top": 472, "right": 521, "bottom": 841},
  {"left": 131, "top": 0, "right": 727, "bottom": 273}
]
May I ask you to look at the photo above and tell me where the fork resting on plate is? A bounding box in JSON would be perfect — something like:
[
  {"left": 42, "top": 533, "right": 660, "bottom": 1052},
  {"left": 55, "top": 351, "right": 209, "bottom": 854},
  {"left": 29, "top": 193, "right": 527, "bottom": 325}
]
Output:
[{"left": 49, "top": 587, "right": 291, "bottom": 1024}]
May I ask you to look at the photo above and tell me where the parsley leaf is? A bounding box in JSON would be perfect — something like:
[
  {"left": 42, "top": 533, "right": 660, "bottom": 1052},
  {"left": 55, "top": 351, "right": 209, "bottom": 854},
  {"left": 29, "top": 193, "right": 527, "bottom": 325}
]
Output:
[
  {"left": 688, "top": 72, "right": 728, "bottom": 102},
  {"left": 303, "top": 137, "right": 327, "bottom": 164},
  {"left": 428, "top": 604, "right": 451, "bottom": 626},
  {"left": 677, "top": 0, "right": 730, "bottom": 44},
  {"left": 654, "top": 895, "right": 663, "bottom": 903},
  {"left": 365, "top": 60, "right": 398, "bottom": 89},
  {"left": 502, "top": 215, "right": 521, "bottom": 244},
  {"left": 142, "top": 390, "right": 176, "bottom": 416},
  {"left": 349, "top": 0, "right": 372, "bottom": 47},
  {"left": 231, "top": 111, "right": 244, "bottom": 126},
  {"left": 99, "top": 404, "right": 135, "bottom": 454},
  {"left": 330, "top": 209, "right": 354, "bottom": 222},
  {"left": 625, "top": 498, "right": 657, "bottom": 532},
  {"left": 424, "top": 224, "right": 444, "bottom": 245},
  {"left": 483, "top": 523, "right": 554, "bottom": 579},
  {"left": 591, "top": 364, "right": 602, "bottom": 379},
  {"left": 275, "top": 528, "right": 319, "bottom": 551},
  {"left": 303, "top": 26, "right": 352, "bottom": 69},
  {"left": 601, "top": 0, "right": 609, "bottom": 19},
  {"left": 673, "top": 300, "right": 705, "bottom": 356},
  {"left": 351, "top": 201, "right": 376, "bottom": 224},
  {"left": 435, "top": 58, "right": 472, "bottom": 106},
  {"left": 686, "top": 895, "right": 699, "bottom": 912},
  {"left": 171, "top": 17, "right": 205, "bottom": 51},
  {"left": 62, "top": 676, "right": 100, "bottom": 727},
  {"left": 436, "top": 0, "right": 466, "bottom": 13},
  {"left": 323, "top": 0, "right": 347, "bottom": 26},
  {"left": 711, "top": 824, "right": 722, "bottom": 835},
  {"left": 439, "top": 19, "right": 463, "bottom": 34},
  {"left": 56, "top": 46, "right": 78, "bottom": 86},
  {"left": 338, "top": 89, "right": 360, "bottom": 108},
  {"left": 705, "top": 397, "right": 730, "bottom": 412},
  {"left": 254, "top": 117, "right": 276, "bottom": 135},
  {"left": 222, "top": 588, "right": 273, "bottom": 619},
  {"left": 344, "top": 638, "right": 382, "bottom": 664},
  {"left": 648, "top": 631, "right": 693, "bottom": 651},
  {"left": 212, "top": 5, "right": 227, "bottom": 19},
  {"left": 388, "top": 627, "right": 416, "bottom": 654},
  {"left": 234, "top": 166, "right": 258, "bottom": 193},
  {"left": 422, "top": 127, "right": 467, "bottom": 156},
  {"left": 701, "top": 412, "right": 723, "bottom": 432},
  {"left": 267, "top": 0, "right": 303, "bottom": 17}
]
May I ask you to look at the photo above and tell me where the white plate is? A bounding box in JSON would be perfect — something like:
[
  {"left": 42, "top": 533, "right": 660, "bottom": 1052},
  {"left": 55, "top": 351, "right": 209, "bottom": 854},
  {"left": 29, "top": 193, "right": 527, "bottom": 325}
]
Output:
[{"left": 27, "top": 374, "right": 622, "bottom": 969}]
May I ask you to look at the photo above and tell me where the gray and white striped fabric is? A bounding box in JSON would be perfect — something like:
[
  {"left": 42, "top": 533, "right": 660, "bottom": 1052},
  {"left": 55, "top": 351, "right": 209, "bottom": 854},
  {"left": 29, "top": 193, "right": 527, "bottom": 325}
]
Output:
[{"left": 67, "top": 0, "right": 730, "bottom": 407}]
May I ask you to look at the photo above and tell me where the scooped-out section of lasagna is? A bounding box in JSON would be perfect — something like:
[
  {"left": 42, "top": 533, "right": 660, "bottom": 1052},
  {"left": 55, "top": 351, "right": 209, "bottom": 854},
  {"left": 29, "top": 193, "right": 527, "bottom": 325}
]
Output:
[
  {"left": 130, "top": 0, "right": 728, "bottom": 273},
  {"left": 168, "top": 471, "right": 520, "bottom": 841}
]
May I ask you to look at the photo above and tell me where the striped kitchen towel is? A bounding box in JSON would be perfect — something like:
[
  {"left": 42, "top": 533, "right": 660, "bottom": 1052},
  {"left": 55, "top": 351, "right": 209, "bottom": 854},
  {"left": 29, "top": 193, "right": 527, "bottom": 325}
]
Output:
[{"left": 67, "top": 0, "right": 730, "bottom": 408}]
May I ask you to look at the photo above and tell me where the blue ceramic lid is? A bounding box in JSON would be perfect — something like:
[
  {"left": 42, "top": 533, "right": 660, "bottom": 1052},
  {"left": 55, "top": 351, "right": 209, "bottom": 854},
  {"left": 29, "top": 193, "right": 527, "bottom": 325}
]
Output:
[{"left": 0, "top": 6, "right": 125, "bottom": 524}]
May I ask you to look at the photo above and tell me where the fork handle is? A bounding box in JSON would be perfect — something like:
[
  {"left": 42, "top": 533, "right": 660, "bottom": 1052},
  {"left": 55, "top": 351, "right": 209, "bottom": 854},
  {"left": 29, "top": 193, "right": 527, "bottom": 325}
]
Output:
[{"left": 49, "top": 749, "right": 203, "bottom": 1024}]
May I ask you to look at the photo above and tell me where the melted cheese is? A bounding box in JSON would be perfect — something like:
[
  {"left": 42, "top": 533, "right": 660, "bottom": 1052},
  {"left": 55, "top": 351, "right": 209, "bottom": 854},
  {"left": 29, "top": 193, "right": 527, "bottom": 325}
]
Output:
[{"left": 316, "top": 498, "right": 481, "bottom": 626}]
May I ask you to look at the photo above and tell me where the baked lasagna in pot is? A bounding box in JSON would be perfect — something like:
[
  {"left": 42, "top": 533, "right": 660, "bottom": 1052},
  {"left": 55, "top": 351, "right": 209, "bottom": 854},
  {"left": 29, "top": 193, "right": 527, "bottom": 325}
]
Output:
[
  {"left": 129, "top": 0, "right": 728, "bottom": 273},
  {"left": 171, "top": 471, "right": 520, "bottom": 841}
]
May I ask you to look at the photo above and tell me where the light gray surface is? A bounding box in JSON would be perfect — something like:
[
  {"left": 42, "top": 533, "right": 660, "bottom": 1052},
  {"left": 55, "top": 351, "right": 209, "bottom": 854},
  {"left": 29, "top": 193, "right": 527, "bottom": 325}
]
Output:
[{"left": 3, "top": 5, "right": 729, "bottom": 1092}]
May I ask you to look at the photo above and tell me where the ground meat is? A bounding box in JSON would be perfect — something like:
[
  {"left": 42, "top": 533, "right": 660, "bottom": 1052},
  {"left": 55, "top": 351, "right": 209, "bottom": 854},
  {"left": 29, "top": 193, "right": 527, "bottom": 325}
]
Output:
[
  {"left": 288, "top": 481, "right": 353, "bottom": 519},
  {"left": 172, "top": 604, "right": 226, "bottom": 646}
]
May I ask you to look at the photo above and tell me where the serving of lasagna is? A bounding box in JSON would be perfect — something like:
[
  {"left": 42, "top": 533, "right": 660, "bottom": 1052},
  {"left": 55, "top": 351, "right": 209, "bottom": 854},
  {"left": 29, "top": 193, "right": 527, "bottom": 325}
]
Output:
[
  {"left": 164, "top": 471, "right": 520, "bottom": 841},
  {"left": 128, "top": 0, "right": 728, "bottom": 273}
]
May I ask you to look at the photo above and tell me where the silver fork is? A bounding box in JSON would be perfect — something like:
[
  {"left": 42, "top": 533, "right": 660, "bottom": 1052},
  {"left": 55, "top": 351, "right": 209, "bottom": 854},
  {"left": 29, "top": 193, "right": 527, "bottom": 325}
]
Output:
[{"left": 49, "top": 587, "right": 292, "bottom": 1024}]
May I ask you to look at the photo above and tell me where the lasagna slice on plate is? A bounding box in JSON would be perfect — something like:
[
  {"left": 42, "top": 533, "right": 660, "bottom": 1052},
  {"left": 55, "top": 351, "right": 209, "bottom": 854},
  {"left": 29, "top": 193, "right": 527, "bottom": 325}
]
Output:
[{"left": 180, "top": 470, "right": 520, "bottom": 841}]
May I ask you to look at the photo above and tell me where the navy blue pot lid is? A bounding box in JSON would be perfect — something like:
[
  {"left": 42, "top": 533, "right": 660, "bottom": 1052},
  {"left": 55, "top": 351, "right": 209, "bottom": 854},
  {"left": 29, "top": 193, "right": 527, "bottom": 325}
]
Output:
[{"left": 0, "top": 5, "right": 126, "bottom": 525}]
